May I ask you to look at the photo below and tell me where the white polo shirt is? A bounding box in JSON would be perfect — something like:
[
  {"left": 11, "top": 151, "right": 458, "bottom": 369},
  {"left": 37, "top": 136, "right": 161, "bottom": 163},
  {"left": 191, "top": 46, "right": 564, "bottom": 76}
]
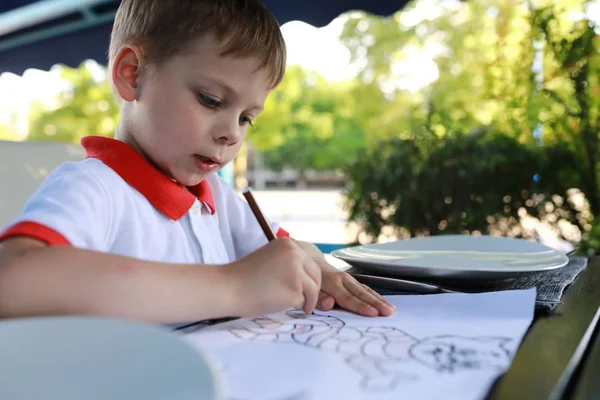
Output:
[{"left": 0, "top": 136, "right": 288, "bottom": 265}]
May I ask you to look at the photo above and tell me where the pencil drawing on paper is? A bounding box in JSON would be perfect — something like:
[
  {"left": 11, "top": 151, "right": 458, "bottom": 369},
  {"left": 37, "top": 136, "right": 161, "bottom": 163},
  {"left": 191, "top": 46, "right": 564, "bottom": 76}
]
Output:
[{"left": 222, "top": 310, "right": 514, "bottom": 392}]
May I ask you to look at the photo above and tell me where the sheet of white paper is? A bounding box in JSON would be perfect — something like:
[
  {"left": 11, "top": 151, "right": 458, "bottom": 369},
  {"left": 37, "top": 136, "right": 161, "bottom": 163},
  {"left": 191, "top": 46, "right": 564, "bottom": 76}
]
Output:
[{"left": 183, "top": 289, "right": 536, "bottom": 400}]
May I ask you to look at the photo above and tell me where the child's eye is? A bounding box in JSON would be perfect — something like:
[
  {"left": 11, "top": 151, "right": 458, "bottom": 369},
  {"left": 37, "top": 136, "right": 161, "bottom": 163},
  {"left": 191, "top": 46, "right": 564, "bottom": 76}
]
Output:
[
  {"left": 239, "top": 115, "right": 254, "bottom": 127},
  {"left": 198, "top": 93, "right": 221, "bottom": 108}
]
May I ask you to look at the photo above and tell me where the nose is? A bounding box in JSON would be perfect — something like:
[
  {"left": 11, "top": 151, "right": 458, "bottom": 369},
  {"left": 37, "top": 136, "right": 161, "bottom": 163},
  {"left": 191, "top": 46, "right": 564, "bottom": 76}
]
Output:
[{"left": 212, "top": 115, "right": 241, "bottom": 146}]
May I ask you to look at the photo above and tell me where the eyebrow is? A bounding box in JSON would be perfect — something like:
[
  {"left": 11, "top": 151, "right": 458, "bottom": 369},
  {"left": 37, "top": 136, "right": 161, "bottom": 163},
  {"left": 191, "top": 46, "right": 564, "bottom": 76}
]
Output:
[
  {"left": 248, "top": 105, "right": 264, "bottom": 113},
  {"left": 209, "top": 78, "right": 236, "bottom": 97}
]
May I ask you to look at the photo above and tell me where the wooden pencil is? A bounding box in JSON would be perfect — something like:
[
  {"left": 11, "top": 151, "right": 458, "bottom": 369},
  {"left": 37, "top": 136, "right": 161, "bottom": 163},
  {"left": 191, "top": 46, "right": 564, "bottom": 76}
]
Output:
[{"left": 242, "top": 187, "right": 277, "bottom": 242}]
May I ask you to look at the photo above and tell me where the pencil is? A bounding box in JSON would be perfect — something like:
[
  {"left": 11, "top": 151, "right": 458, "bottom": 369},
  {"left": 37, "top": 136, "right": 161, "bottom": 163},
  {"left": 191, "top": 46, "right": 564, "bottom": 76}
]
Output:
[{"left": 242, "top": 187, "right": 277, "bottom": 242}]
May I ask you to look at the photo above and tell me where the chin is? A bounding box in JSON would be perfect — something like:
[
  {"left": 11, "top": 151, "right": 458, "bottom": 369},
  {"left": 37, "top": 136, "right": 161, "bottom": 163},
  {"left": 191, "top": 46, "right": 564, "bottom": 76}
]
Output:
[
  {"left": 169, "top": 170, "right": 203, "bottom": 187},
  {"left": 180, "top": 176, "right": 206, "bottom": 187}
]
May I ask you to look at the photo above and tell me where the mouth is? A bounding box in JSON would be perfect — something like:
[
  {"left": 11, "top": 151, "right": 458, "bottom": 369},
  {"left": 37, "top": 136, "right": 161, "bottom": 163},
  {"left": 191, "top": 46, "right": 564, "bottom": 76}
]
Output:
[
  {"left": 195, "top": 154, "right": 222, "bottom": 165},
  {"left": 194, "top": 154, "right": 223, "bottom": 173}
]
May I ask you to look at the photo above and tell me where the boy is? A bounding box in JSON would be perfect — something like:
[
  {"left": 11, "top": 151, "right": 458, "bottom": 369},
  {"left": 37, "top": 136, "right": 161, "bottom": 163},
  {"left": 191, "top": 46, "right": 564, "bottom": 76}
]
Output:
[{"left": 0, "top": 0, "right": 395, "bottom": 324}]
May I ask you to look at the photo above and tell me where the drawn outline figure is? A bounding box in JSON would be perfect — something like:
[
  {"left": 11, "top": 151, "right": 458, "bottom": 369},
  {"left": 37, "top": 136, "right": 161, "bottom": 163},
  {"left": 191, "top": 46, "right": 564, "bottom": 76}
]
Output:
[{"left": 223, "top": 310, "right": 513, "bottom": 392}]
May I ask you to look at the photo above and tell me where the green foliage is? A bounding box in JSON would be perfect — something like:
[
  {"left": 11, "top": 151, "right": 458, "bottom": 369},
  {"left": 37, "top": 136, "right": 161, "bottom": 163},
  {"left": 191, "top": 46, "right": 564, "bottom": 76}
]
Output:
[
  {"left": 249, "top": 66, "right": 369, "bottom": 172},
  {"left": 345, "top": 131, "right": 589, "bottom": 242},
  {"left": 580, "top": 216, "right": 600, "bottom": 256},
  {"left": 345, "top": 138, "right": 425, "bottom": 239},
  {"left": 340, "top": 0, "right": 543, "bottom": 143},
  {"left": 530, "top": 1, "right": 600, "bottom": 217},
  {"left": 27, "top": 62, "right": 119, "bottom": 144},
  {"left": 340, "top": 0, "right": 600, "bottom": 248}
]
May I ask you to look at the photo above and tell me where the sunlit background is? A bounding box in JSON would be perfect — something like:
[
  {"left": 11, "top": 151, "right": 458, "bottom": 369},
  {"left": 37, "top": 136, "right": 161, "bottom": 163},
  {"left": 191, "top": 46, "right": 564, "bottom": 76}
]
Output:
[{"left": 1, "top": 0, "right": 599, "bottom": 253}]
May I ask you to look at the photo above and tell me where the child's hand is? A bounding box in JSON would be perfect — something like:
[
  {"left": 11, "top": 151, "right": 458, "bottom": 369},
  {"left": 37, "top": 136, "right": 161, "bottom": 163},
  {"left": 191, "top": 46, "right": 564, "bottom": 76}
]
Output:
[
  {"left": 225, "top": 238, "right": 322, "bottom": 318},
  {"left": 293, "top": 241, "right": 396, "bottom": 317},
  {"left": 316, "top": 269, "right": 396, "bottom": 317}
]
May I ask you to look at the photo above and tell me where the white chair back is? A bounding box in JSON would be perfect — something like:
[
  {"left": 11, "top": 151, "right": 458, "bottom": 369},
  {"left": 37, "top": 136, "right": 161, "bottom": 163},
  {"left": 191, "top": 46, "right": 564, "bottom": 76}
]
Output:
[{"left": 0, "top": 140, "right": 85, "bottom": 229}]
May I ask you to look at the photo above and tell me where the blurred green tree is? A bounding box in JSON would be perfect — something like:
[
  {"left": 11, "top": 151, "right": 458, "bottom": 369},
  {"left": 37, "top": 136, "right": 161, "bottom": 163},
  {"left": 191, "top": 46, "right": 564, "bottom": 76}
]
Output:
[
  {"left": 249, "top": 66, "right": 370, "bottom": 174},
  {"left": 340, "top": 0, "right": 598, "bottom": 248},
  {"left": 27, "top": 62, "right": 119, "bottom": 144},
  {"left": 530, "top": 1, "right": 600, "bottom": 213}
]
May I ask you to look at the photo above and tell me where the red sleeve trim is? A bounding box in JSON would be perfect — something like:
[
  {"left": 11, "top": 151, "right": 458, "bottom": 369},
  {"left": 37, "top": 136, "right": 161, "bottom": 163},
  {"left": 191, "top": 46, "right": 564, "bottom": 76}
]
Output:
[
  {"left": 276, "top": 227, "right": 290, "bottom": 238},
  {"left": 0, "top": 221, "right": 71, "bottom": 246}
]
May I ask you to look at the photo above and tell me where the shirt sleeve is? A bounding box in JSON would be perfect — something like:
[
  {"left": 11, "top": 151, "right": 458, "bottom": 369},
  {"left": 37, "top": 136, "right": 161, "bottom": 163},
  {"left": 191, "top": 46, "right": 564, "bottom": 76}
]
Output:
[{"left": 0, "top": 162, "right": 112, "bottom": 251}]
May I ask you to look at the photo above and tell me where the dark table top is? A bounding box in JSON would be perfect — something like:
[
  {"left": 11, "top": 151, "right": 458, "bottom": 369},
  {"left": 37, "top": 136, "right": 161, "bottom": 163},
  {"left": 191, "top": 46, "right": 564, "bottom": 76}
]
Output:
[{"left": 486, "top": 256, "right": 600, "bottom": 400}]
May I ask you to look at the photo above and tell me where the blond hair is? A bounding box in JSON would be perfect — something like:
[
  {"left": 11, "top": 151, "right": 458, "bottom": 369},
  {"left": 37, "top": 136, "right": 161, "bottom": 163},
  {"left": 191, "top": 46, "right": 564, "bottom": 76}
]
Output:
[{"left": 108, "top": 0, "right": 286, "bottom": 88}]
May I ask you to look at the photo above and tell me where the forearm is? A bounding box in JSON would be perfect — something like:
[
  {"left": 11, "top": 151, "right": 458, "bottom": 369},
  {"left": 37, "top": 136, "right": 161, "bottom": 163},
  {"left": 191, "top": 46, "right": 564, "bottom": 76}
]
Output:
[{"left": 0, "top": 242, "right": 238, "bottom": 323}]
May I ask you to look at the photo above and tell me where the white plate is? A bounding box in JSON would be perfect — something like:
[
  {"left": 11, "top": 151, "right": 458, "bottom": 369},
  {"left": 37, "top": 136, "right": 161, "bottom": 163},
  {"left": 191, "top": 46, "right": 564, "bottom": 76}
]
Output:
[
  {"left": 331, "top": 235, "right": 570, "bottom": 282},
  {"left": 0, "top": 316, "right": 225, "bottom": 400}
]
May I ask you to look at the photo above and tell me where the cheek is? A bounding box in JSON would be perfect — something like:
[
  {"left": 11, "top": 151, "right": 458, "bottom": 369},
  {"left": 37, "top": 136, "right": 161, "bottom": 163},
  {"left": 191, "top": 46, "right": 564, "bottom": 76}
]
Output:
[
  {"left": 150, "top": 100, "right": 201, "bottom": 140},
  {"left": 139, "top": 99, "right": 176, "bottom": 139},
  {"left": 225, "top": 140, "right": 244, "bottom": 160},
  {"left": 144, "top": 83, "right": 192, "bottom": 124}
]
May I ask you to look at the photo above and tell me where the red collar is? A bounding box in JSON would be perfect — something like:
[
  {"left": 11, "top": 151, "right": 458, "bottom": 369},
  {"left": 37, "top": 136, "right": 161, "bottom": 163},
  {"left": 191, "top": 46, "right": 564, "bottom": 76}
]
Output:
[{"left": 81, "top": 136, "right": 216, "bottom": 220}]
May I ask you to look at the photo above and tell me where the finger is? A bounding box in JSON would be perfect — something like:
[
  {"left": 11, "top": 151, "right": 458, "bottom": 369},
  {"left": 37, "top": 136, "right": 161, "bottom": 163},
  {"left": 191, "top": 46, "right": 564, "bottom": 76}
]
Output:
[
  {"left": 293, "top": 241, "right": 322, "bottom": 289},
  {"left": 363, "top": 284, "right": 397, "bottom": 316},
  {"left": 356, "top": 282, "right": 396, "bottom": 316},
  {"left": 346, "top": 280, "right": 396, "bottom": 316},
  {"left": 301, "top": 273, "right": 320, "bottom": 315},
  {"left": 332, "top": 281, "right": 379, "bottom": 317},
  {"left": 338, "top": 280, "right": 390, "bottom": 317},
  {"left": 361, "top": 284, "right": 392, "bottom": 305},
  {"left": 317, "top": 291, "right": 335, "bottom": 311},
  {"left": 303, "top": 254, "right": 322, "bottom": 291}
]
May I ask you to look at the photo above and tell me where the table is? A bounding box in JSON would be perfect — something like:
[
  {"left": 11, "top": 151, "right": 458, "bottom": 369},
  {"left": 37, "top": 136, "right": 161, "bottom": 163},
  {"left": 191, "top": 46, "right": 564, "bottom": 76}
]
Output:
[
  {"left": 178, "top": 255, "right": 600, "bottom": 400},
  {"left": 486, "top": 256, "right": 600, "bottom": 400}
]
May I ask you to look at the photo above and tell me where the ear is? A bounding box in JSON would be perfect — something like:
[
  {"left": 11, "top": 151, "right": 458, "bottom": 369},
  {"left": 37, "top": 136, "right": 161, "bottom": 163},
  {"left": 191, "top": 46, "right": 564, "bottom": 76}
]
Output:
[{"left": 111, "top": 44, "right": 145, "bottom": 102}]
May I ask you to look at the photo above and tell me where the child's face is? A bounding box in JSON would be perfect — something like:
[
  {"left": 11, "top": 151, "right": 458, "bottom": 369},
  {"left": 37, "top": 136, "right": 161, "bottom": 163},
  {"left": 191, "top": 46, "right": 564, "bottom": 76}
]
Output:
[{"left": 121, "top": 36, "right": 272, "bottom": 186}]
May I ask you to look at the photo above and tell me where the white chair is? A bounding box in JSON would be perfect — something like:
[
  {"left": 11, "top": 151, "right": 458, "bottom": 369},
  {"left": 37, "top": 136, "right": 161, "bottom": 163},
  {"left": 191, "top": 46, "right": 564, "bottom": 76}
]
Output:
[
  {"left": 0, "top": 140, "right": 85, "bottom": 229},
  {"left": 0, "top": 316, "right": 224, "bottom": 400}
]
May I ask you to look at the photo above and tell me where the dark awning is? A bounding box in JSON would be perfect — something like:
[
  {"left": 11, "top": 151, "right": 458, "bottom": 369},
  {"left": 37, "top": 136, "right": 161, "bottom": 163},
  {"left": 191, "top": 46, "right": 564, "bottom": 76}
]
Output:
[{"left": 0, "top": 0, "right": 411, "bottom": 75}]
